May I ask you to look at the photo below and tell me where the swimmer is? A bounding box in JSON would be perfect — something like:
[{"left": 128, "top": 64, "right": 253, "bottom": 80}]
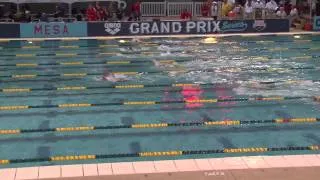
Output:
[
  {"left": 152, "top": 59, "right": 186, "bottom": 77},
  {"left": 102, "top": 70, "right": 128, "bottom": 82}
]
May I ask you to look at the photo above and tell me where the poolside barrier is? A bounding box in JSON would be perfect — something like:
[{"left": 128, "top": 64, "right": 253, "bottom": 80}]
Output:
[
  {"left": 0, "top": 145, "right": 319, "bottom": 165},
  {"left": 0, "top": 118, "right": 318, "bottom": 135}
]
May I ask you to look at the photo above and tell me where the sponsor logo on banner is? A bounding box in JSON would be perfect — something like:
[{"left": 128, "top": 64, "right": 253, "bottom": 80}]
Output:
[
  {"left": 88, "top": 19, "right": 289, "bottom": 37},
  {"left": 104, "top": 23, "right": 121, "bottom": 35},
  {"left": 20, "top": 22, "right": 87, "bottom": 38},
  {"left": 253, "top": 20, "right": 267, "bottom": 31},
  {"left": 314, "top": 16, "right": 320, "bottom": 31},
  {"left": 220, "top": 21, "right": 248, "bottom": 32},
  {"left": 34, "top": 24, "right": 69, "bottom": 35}
]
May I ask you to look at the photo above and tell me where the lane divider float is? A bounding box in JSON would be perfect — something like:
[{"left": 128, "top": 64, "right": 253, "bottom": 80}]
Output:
[
  {"left": 0, "top": 96, "right": 317, "bottom": 111},
  {"left": 0, "top": 144, "right": 319, "bottom": 165},
  {"left": 0, "top": 118, "right": 318, "bottom": 135}
]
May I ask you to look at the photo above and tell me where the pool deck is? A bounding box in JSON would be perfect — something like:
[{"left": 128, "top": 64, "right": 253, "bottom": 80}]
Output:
[{"left": 2, "top": 154, "right": 320, "bottom": 180}]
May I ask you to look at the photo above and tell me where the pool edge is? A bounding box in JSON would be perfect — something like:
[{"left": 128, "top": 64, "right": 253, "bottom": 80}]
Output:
[
  {"left": 0, "top": 31, "right": 319, "bottom": 41},
  {"left": 1, "top": 154, "right": 320, "bottom": 179}
]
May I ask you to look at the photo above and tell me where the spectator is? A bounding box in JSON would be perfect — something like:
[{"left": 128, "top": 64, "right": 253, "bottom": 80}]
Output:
[
  {"left": 116, "top": 3, "right": 125, "bottom": 20},
  {"left": 233, "top": 3, "right": 243, "bottom": 18},
  {"left": 95, "top": 2, "right": 107, "bottom": 21},
  {"left": 222, "top": 0, "right": 232, "bottom": 16},
  {"left": 201, "top": 0, "right": 211, "bottom": 17},
  {"left": 244, "top": 0, "right": 254, "bottom": 19},
  {"left": 54, "top": 3, "right": 65, "bottom": 18},
  {"left": 266, "top": 0, "right": 278, "bottom": 11},
  {"left": 253, "top": 0, "right": 265, "bottom": 9},
  {"left": 132, "top": 0, "right": 141, "bottom": 21},
  {"left": 40, "top": 13, "right": 48, "bottom": 22},
  {"left": 276, "top": 6, "right": 287, "bottom": 18},
  {"left": 211, "top": 1, "right": 219, "bottom": 20},
  {"left": 283, "top": 0, "right": 292, "bottom": 15},
  {"left": 253, "top": 0, "right": 265, "bottom": 19},
  {"left": 290, "top": 5, "right": 298, "bottom": 16},
  {"left": 266, "top": 0, "right": 278, "bottom": 17},
  {"left": 86, "top": 4, "right": 97, "bottom": 21},
  {"left": 180, "top": 9, "right": 192, "bottom": 20}
]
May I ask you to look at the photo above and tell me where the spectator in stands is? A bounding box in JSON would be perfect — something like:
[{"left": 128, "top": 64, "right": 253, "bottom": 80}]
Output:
[
  {"left": 54, "top": 3, "right": 65, "bottom": 18},
  {"left": 289, "top": 5, "right": 298, "bottom": 26},
  {"left": 283, "top": 0, "right": 292, "bottom": 15},
  {"left": 244, "top": 0, "right": 254, "bottom": 19},
  {"left": 132, "top": 0, "right": 141, "bottom": 21},
  {"left": 180, "top": 9, "right": 192, "bottom": 20},
  {"left": 266, "top": 0, "right": 278, "bottom": 11},
  {"left": 40, "top": 13, "right": 48, "bottom": 22},
  {"left": 211, "top": 1, "right": 219, "bottom": 20},
  {"left": 276, "top": 6, "right": 287, "bottom": 18},
  {"left": 233, "top": 2, "right": 243, "bottom": 18},
  {"left": 95, "top": 2, "right": 107, "bottom": 21},
  {"left": 201, "top": 0, "right": 211, "bottom": 17},
  {"left": 116, "top": 3, "right": 125, "bottom": 20},
  {"left": 253, "top": 0, "right": 265, "bottom": 19},
  {"left": 86, "top": 4, "right": 98, "bottom": 21},
  {"left": 266, "top": 0, "right": 278, "bottom": 17},
  {"left": 290, "top": 5, "right": 298, "bottom": 16},
  {"left": 222, "top": 0, "right": 232, "bottom": 17}
]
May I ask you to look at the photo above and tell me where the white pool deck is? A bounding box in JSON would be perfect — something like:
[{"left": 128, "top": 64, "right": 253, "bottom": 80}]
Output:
[{"left": 2, "top": 154, "right": 320, "bottom": 180}]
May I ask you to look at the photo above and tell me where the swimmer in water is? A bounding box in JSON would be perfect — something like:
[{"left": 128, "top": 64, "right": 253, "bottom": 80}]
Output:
[
  {"left": 152, "top": 60, "right": 186, "bottom": 77},
  {"left": 102, "top": 70, "right": 128, "bottom": 82}
]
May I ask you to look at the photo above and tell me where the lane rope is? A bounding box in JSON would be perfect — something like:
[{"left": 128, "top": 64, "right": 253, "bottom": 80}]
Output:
[
  {"left": 0, "top": 117, "right": 318, "bottom": 135},
  {"left": 0, "top": 144, "right": 319, "bottom": 164},
  {"left": 1, "top": 65, "right": 319, "bottom": 80},
  {"left": 0, "top": 96, "right": 317, "bottom": 111},
  {"left": 1, "top": 80, "right": 320, "bottom": 94}
]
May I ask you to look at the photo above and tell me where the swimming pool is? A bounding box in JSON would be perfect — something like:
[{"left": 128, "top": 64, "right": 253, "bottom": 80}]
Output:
[{"left": 1, "top": 34, "right": 320, "bottom": 168}]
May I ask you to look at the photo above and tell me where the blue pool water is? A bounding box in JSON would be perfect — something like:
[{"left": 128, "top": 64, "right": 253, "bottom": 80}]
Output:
[{"left": 1, "top": 34, "right": 320, "bottom": 168}]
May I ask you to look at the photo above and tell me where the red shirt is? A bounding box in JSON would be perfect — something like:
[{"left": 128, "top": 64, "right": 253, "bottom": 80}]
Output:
[
  {"left": 201, "top": 4, "right": 210, "bottom": 16},
  {"left": 86, "top": 7, "right": 97, "bottom": 21},
  {"left": 132, "top": 2, "right": 141, "bottom": 13},
  {"left": 180, "top": 11, "right": 192, "bottom": 19}
]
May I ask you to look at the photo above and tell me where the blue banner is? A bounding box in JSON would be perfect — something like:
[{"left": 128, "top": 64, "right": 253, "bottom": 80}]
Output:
[
  {"left": 314, "top": 16, "right": 320, "bottom": 31},
  {"left": 20, "top": 22, "right": 87, "bottom": 38},
  {"left": 88, "top": 19, "right": 289, "bottom": 37},
  {"left": 0, "top": 24, "right": 20, "bottom": 38}
]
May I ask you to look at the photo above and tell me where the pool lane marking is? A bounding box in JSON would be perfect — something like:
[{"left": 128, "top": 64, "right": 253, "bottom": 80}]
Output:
[
  {"left": 1, "top": 80, "right": 320, "bottom": 94},
  {"left": 0, "top": 59, "right": 184, "bottom": 68},
  {"left": 0, "top": 96, "right": 317, "bottom": 111},
  {"left": 1, "top": 65, "right": 319, "bottom": 80},
  {"left": 1, "top": 38, "right": 320, "bottom": 49},
  {"left": 0, "top": 144, "right": 319, "bottom": 164},
  {"left": 0, "top": 58, "right": 317, "bottom": 72},
  {"left": 6, "top": 48, "right": 320, "bottom": 58},
  {"left": 0, "top": 118, "right": 318, "bottom": 135}
]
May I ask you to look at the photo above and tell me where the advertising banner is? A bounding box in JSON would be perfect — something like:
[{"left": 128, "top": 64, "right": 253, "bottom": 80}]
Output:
[
  {"left": 314, "top": 16, "right": 320, "bottom": 31},
  {"left": 20, "top": 22, "right": 87, "bottom": 38},
  {"left": 88, "top": 19, "right": 289, "bottom": 37},
  {"left": 0, "top": 24, "right": 20, "bottom": 38}
]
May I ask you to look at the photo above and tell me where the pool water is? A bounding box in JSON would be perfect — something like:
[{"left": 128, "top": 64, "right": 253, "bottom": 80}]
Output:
[{"left": 1, "top": 34, "right": 320, "bottom": 168}]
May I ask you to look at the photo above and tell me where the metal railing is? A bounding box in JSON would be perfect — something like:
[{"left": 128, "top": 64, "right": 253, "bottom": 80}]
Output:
[
  {"left": 141, "top": 2, "right": 166, "bottom": 17},
  {"left": 194, "top": 2, "right": 206, "bottom": 16},
  {"left": 167, "top": 2, "right": 193, "bottom": 17}
]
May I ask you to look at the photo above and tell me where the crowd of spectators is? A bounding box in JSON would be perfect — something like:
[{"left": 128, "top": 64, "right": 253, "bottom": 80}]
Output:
[
  {"left": 0, "top": 0, "right": 318, "bottom": 23},
  {"left": 196, "top": 0, "right": 300, "bottom": 20}
]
